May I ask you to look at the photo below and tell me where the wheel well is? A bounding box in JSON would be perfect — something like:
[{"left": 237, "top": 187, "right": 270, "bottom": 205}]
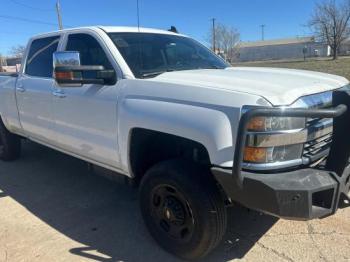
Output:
[{"left": 129, "top": 128, "right": 211, "bottom": 184}]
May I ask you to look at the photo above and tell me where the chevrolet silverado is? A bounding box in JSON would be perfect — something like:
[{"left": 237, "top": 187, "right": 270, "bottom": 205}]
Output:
[{"left": 0, "top": 26, "right": 350, "bottom": 259}]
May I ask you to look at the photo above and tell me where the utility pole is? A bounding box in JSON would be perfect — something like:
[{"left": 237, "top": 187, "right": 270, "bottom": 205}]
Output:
[
  {"left": 260, "top": 24, "right": 265, "bottom": 41},
  {"left": 56, "top": 0, "right": 63, "bottom": 30},
  {"left": 211, "top": 18, "right": 216, "bottom": 52}
]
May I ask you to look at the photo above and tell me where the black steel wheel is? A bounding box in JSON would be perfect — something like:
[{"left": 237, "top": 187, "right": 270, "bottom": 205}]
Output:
[
  {"left": 150, "top": 184, "right": 195, "bottom": 242},
  {"left": 140, "top": 159, "right": 227, "bottom": 260}
]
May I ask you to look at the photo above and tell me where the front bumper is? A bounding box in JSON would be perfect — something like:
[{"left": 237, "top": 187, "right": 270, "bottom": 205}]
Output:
[
  {"left": 212, "top": 166, "right": 350, "bottom": 220},
  {"left": 213, "top": 89, "right": 350, "bottom": 220}
]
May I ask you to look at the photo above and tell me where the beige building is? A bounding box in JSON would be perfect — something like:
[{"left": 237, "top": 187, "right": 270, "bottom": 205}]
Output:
[{"left": 237, "top": 37, "right": 331, "bottom": 62}]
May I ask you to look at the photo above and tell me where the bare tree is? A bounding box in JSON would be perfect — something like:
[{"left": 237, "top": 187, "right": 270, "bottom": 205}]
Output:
[
  {"left": 308, "top": 0, "right": 350, "bottom": 59},
  {"left": 10, "top": 45, "right": 26, "bottom": 58},
  {"left": 207, "top": 22, "right": 240, "bottom": 62}
]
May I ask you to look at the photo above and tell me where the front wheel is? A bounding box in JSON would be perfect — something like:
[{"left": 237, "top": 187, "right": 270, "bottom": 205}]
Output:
[{"left": 139, "top": 159, "right": 227, "bottom": 260}]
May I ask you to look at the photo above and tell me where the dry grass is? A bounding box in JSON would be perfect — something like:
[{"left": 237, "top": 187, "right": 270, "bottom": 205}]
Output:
[{"left": 234, "top": 56, "right": 350, "bottom": 80}]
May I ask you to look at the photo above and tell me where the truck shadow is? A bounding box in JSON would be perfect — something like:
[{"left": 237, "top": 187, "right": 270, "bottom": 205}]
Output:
[{"left": 0, "top": 141, "right": 278, "bottom": 262}]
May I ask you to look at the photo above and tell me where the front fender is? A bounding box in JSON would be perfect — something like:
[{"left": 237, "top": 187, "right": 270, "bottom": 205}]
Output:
[{"left": 118, "top": 96, "right": 239, "bottom": 172}]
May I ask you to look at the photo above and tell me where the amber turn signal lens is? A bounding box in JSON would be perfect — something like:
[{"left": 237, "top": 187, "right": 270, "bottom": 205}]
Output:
[
  {"left": 247, "top": 117, "right": 266, "bottom": 131},
  {"left": 55, "top": 71, "right": 73, "bottom": 80},
  {"left": 244, "top": 147, "right": 267, "bottom": 163}
]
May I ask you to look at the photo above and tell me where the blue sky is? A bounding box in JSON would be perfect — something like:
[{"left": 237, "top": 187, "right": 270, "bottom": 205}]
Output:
[{"left": 0, "top": 0, "right": 319, "bottom": 55}]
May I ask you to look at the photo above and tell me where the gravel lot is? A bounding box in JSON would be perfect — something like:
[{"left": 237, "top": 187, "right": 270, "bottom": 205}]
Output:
[{"left": 0, "top": 141, "right": 350, "bottom": 262}]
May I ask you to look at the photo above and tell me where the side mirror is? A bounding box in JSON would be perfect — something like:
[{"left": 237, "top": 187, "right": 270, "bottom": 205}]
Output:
[{"left": 53, "top": 51, "right": 116, "bottom": 86}]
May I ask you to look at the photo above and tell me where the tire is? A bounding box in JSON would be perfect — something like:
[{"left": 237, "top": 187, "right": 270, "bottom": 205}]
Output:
[
  {"left": 139, "top": 159, "right": 227, "bottom": 260},
  {"left": 0, "top": 119, "right": 21, "bottom": 161}
]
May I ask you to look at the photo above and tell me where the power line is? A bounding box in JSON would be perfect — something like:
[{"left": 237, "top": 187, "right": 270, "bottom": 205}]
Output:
[
  {"left": 0, "top": 29, "right": 33, "bottom": 34},
  {"left": 0, "top": 14, "right": 70, "bottom": 27},
  {"left": 9, "top": 0, "right": 55, "bottom": 12},
  {"left": 0, "top": 14, "right": 57, "bottom": 26},
  {"left": 0, "top": 30, "right": 33, "bottom": 35}
]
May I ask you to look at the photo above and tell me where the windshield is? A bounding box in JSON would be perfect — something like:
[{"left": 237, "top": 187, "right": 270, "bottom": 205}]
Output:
[{"left": 108, "top": 32, "right": 229, "bottom": 78}]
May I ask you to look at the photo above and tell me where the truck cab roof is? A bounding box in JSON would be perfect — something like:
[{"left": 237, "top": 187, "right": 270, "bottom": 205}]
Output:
[{"left": 31, "top": 26, "right": 184, "bottom": 40}]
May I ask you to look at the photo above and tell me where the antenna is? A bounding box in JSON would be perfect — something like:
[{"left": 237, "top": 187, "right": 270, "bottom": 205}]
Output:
[
  {"left": 168, "top": 26, "right": 179, "bottom": 33},
  {"left": 136, "top": 0, "right": 140, "bottom": 32},
  {"left": 211, "top": 18, "right": 216, "bottom": 52}
]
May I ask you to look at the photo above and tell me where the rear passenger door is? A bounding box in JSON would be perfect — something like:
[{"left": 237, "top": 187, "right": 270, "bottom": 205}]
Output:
[{"left": 17, "top": 36, "right": 60, "bottom": 143}]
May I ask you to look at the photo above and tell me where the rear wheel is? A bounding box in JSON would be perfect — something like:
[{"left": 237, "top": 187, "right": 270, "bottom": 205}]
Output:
[
  {"left": 0, "top": 120, "right": 21, "bottom": 161},
  {"left": 139, "top": 159, "right": 227, "bottom": 260}
]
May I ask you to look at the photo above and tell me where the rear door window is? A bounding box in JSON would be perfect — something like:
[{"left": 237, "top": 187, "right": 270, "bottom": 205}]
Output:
[{"left": 25, "top": 36, "right": 60, "bottom": 78}]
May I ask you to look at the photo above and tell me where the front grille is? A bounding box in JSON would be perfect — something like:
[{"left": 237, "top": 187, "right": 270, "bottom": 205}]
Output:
[
  {"left": 303, "top": 118, "right": 333, "bottom": 162},
  {"left": 306, "top": 117, "right": 322, "bottom": 127},
  {"left": 296, "top": 91, "right": 334, "bottom": 164}
]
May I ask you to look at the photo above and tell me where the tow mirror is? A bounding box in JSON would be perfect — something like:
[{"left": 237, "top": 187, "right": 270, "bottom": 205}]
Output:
[{"left": 53, "top": 51, "right": 116, "bottom": 86}]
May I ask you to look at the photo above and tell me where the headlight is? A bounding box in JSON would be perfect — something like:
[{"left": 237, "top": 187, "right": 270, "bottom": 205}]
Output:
[
  {"left": 247, "top": 116, "right": 306, "bottom": 131},
  {"left": 244, "top": 144, "right": 304, "bottom": 163},
  {"left": 243, "top": 116, "right": 306, "bottom": 170},
  {"left": 242, "top": 91, "right": 336, "bottom": 171}
]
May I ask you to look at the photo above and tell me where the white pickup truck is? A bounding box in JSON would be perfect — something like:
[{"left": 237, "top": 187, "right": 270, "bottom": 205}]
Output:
[{"left": 1, "top": 26, "right": 350, "bottom": 259}]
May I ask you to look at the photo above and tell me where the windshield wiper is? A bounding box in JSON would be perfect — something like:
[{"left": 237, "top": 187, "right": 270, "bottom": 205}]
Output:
[
  {"left": 141, "top": 69, "right": 175, "bottom": 78},
  {"left": 207, "top": 65, "right": 221, "bottom": 69},
  {"left": 141, "top": 71, "right": 166, "bottom": 78},
  {"left": 141, "top": 66, "right": 222, "bottom": 78}
]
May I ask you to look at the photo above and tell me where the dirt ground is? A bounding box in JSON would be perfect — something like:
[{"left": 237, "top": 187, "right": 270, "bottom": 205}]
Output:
[{"left": 0, "top": 141, "right": 350, "bottom": 262}]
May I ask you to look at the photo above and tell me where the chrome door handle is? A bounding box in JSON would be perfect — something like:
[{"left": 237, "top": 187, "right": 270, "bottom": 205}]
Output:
[{"left": 53, "top": 90, "right": 66, "bottom": 98}]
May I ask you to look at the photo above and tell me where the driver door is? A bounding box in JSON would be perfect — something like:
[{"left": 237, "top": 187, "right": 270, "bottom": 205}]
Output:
[{"left": 52, "top": 32, "right": 121, "bottom": 168}]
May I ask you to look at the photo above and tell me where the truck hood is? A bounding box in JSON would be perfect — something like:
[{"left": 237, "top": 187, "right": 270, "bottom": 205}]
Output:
[{"left": 153, "top": 67, "right": 349, "bottom": 106}]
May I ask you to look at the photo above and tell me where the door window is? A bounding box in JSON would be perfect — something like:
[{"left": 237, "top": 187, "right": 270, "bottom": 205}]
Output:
[
  {"left": 65, "top": 33, "right": 113, "bottom": 70},
  {"left": 25, "top": 36, "right": 60, "bottom": 78},
  {"left": 65, "top": 33, "right": 115, "bottom": 84}
]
